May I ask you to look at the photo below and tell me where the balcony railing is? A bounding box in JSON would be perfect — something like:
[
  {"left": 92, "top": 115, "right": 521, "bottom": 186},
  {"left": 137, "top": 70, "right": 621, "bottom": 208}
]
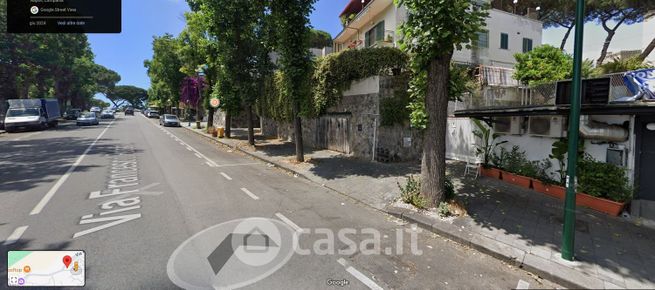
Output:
[{"left": 456, "top": 72, "right": 632, "bottom": 111}]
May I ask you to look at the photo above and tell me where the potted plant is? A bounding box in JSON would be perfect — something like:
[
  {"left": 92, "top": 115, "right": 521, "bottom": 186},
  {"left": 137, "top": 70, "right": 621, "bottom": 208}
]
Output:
[
  {"left": 472, "top": 119, "right": 506, "bottom": 179},
  {"left": 575, "top": 155, "right": 632, "bottom": 216}
]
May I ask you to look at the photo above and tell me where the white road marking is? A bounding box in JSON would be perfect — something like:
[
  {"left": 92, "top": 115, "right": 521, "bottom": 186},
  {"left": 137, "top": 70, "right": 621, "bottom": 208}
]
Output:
[
  {"left": 275, "top": 213, "right": 304, "bottom": 233},
  {"left": 240, "top": 188, "right": 259, "bottom": 200},
  {"left": 30, "top": 121, "right": 115, "bottom": 215},
  {"left": 3, "top": 226, "right": 28, "bottom": 246},
  {"left": 220, "top": 172, "right": 232, "bottom": 180},
  {"left": 516, "top": 280, "right": 530, "bottom": 289},
  {"left": 11, "top": 131, "right": 41, "bottom": 141},
  {"left": 186, "top": 147, "right": 193, "bottom": 151},
  {"left": 81, "top": 214, "right": 93, "bottom": 219},
  {"left": 153, "top": 124, "right": 221, "bottom": 167},
  {"left": 194, "top": 153, "right": 202, "bottom": 159},
  {"left": 336, "top": 258, "right": 384, "bottom": 290},
  {"left": 214, "top": 162, "right": 260, "bottom": 168},
  {"left": 205, "top": 161, "right": 217, "bottom": 167}
]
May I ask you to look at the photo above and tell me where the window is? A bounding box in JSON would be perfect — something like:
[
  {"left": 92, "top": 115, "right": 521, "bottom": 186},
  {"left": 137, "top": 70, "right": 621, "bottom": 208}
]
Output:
[
  {"left": 522, "top": 38, "right": 533, "bottom": 53},
  {"left": 500, "top": 33, "right": 509, "bottom": 50},
  {"left": 476, "top": 31, "right": 489, "bottom": 48},
  {"left": 365, "top": 21, "right": 385, "bottom": 47}
]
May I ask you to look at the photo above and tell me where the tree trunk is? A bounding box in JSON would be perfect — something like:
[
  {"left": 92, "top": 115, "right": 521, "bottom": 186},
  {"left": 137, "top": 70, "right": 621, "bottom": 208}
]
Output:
[
  {"left": 597, "top": 18, "right": 625, "bottom": 66},
  {"left": 247, "top": 105, "right": 255, "bottom": 146},
  {"left": 638, "top": 37, "right": 655, "bottom": 61},
  {"left": 206, "top": 107, "right": 215, "bottom": 130},
  {"left": 292, "top": 100, "right": 304, "bottom": 162},
  {"left": 225, "top": 111, "right": 232, "bottom": 138},
  {"left": 597, "top": 30, "right": 615, "bottom": 66},
  {"left": 420, "top": 53, "right": 453, "bottom": 207},
  {"left": 195, "top": 105, "right": 201, "bottom": 130},
  {"left": 560, "top": 24, "right": 574, "bottom": 51}
]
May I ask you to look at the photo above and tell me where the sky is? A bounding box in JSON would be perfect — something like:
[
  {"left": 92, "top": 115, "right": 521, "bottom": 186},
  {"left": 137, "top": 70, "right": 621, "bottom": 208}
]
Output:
[
  {"left": 88, "top": 0, "right": 350, "bottom": 95},
  {"left": 88, "top": 0, "right": 650, "bottom": 100}
]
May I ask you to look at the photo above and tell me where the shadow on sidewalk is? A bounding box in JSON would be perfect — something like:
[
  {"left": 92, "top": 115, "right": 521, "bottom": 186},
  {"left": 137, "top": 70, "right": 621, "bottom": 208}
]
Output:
[{"left": 450, "top": 162, "right": 655, "bottom": 287}]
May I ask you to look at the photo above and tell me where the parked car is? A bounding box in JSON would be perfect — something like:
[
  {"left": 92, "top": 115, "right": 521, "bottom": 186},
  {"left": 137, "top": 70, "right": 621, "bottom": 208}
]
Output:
[
  {"left": 4, "top": 99, "right": 61, "bottom": 133},
  {"left": 64, "top": 109, "right": 82, "bottom": 120},
  {"left": 76, "top": 112, "right": 99, "bottom": 126},
  {"left": 147, "top": 110, "right": 160, "bottom": 118},
  {"left": 125, "top": 107, "right": 134, "bottom": 115},
  {"left": 100, "top": 110, "right": 115, "bottom": 119},
  {"left": 159, "top": 114, "right": 180, "bottom": 127}
]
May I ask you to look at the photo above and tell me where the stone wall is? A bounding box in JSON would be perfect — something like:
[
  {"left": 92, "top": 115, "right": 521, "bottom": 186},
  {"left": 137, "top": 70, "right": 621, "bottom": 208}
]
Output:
[{"left": 263, "top": 75, "right": 424, "bottom": 162}]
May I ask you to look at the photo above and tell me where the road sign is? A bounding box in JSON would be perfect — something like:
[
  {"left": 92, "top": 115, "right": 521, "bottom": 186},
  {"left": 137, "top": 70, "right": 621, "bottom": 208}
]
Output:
[{"left": 210, "top": 97, "right": 220, "bottom": 108}]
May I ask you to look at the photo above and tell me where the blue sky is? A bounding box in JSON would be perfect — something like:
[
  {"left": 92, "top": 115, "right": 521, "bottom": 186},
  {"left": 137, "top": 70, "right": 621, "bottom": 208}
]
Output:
[
  {"left": 89, "top": 0, "right": 349, "bottom": 94},
  {"left": 88, "top": 0, "right": 648, "bottom": 99}
]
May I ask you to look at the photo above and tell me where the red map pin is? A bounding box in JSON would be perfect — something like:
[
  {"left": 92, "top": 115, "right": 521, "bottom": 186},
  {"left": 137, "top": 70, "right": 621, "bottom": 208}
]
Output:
[{"left": 63, "top": 255, "right": 72, "bottom": 268}]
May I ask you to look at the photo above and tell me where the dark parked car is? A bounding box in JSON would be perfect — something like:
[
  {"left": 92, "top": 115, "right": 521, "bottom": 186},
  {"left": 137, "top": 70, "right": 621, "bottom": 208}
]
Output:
[
  {"left": 159, "top": 114, "right": 180, "bottom": 127},
  {"left": 125, "top": 107, "right": 134, "bottom": 115},
  {"left": 64, "top": 109, "right": 82, "bottom": 120}
]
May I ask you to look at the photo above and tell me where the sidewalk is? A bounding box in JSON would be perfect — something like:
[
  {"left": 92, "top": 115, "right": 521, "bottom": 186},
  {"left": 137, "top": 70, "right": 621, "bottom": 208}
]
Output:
[{"left": 182, "top": 124, "right": 655, "bottom": 289}]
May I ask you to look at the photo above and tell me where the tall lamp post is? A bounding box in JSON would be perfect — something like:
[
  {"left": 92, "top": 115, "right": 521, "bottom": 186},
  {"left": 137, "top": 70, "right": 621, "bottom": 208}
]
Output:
[{"left": 562, "top": 0, "right": 586, "bottom": 261}]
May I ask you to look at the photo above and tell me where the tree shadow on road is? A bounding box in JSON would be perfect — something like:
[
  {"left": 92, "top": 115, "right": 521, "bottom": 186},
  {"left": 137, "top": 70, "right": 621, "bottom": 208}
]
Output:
[{"left": 0, "top": 136, "right": 141, "bottom": 193}]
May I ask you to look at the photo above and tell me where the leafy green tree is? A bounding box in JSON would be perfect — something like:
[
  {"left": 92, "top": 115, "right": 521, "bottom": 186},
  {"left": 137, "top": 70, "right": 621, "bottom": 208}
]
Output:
[
  {"left": 107, "top": 85, "right": 148, "bottom": 109},
  {"left": 596, "top": 56, "right": 654, "bottom": 74},
  {"left": 198, "top": 0, "right": 271, "bottom": 143},
  {"left": 514, "top": 45, "right": 574, "bottom": 85},
  {"left": 308, "top": 29, "right": 332, "bottom": 48},
  {"left": 272, "top": 0, "right": 316, "bottom": 162},
  {"left": 589, "top": 0, "right": 655, "bottom": 65},
  {"left": 397, "top": 0, "right": 488, "bottom": 205},
  {"left": 144, "top": 34, "right": 185, "bottom": 111}
]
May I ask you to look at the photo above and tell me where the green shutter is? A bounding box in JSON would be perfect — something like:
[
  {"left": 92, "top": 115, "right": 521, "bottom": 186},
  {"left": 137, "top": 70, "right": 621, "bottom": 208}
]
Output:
[
  {"left": 500, "top": 33, "right": 509, "bottom": 50},
  {"left": 522, "top": 38, "right": 533, "bottom": 52},
  {"left": 376, "top": 21, "right": 385, "bottom": 42}
]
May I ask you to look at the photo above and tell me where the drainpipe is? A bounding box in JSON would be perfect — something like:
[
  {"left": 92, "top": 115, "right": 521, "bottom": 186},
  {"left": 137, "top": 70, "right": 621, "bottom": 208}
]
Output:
[{"left": 579, "top": 115, "right": 628, "bottom": 142}]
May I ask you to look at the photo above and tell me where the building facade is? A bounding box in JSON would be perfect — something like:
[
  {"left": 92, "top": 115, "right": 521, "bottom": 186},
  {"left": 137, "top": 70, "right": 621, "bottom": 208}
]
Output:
[{"left": 333, "top": 0, "right": 543, "bottom": 68}]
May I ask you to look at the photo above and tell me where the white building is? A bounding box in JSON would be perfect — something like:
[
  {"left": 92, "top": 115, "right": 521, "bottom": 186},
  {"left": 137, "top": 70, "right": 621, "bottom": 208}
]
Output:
[{"left": 333, "top": 0, "right": 543, "bottom": 68}]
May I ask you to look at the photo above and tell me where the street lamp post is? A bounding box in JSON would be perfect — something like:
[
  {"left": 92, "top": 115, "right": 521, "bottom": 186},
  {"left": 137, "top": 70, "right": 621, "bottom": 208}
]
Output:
[{"left": 562, "top": 0, "right": 586, "bottom": 261}]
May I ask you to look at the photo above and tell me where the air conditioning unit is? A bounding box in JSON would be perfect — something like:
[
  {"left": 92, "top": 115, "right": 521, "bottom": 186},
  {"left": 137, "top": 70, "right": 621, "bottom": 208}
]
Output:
[
  {"left": 493, "top": 116, "right": 523, "bottom": 135},
  {"left": 528, "top": 116, "right": 566, "bottom": 138}
]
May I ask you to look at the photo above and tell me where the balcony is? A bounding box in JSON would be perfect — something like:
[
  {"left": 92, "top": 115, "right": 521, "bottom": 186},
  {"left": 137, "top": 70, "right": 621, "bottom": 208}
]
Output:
[{"left": 453, "top": 70, "right": 655, "bottom": 118}]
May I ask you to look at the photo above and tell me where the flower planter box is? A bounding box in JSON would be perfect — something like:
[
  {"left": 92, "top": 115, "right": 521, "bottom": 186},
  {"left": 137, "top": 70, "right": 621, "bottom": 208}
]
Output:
[
  {"left": 500, "top": 171, "right": 532, "bottom": 189},
  {"left": 576, "top": 192, "right": 626, "bottom": 216},
  {"left": 531, "top": 180, "right": 625, "bottom": 216},
  {"left": 532, "top": 180, "right": 566, "bottom": 200},
  {"left": 480, "top": 166, "right": 502, "bottom": 179}
]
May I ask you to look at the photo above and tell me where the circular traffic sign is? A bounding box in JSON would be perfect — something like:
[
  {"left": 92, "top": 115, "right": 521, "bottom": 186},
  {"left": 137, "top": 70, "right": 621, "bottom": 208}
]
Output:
[{"left": 210, "top": 98, "right": 220, "bottom": 108}]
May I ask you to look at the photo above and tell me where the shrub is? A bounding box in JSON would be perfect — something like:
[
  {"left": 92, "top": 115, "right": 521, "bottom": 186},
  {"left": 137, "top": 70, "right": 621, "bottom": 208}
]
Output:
[
  {"left": 438, "top": 202, "right": 451, "bottom": 217},
  {"left": 577, "top": 155, "right": 633, "bottom": 202},
  {"left": 398, "top": 175, "right": 428, "bottom": 209},
  {"left": 397, "top": 175, "right": 457, "bottom": 209}
]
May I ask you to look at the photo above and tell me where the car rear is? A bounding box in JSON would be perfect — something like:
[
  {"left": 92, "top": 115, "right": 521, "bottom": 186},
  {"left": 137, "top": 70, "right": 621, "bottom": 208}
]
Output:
[{"left": 162, "top": 115, "right": 180, "bottom": 127}]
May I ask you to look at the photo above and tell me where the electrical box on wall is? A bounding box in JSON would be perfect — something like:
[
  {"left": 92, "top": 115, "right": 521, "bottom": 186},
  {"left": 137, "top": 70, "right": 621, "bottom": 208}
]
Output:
[{"left": 607, "top": 147, "right": 627, "bottom": 167}]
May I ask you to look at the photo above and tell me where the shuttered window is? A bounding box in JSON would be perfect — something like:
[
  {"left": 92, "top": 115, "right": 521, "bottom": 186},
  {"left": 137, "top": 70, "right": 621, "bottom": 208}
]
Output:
[
  {"left": 500, "top": 33, "right": 509, "bottom": 50},
  {"left": 365, "top": 21, "right": 385, "bottom": 47}
]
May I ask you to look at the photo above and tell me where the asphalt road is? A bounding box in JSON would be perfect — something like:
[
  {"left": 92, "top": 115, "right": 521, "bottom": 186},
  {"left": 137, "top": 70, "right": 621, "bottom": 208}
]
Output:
[{"left": 0, "top": 114, "right": 560, "bottom": 289}]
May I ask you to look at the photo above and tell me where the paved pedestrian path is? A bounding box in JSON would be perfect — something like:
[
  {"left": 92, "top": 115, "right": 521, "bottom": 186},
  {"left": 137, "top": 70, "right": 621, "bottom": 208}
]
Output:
[{"left": 182, "top": 123, "right": 655, "bottom": 289}]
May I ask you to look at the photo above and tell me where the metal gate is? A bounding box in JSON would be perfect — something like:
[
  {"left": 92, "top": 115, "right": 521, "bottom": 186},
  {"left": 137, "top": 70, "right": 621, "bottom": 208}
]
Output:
[{"left": 317, "top": 115, "right": 350, "bottom": 154}]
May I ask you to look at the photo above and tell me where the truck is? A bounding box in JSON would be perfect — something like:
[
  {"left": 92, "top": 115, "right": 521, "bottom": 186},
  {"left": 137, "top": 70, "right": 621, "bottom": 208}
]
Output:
[{"left": 4, "top": 99, "right": 61, "bottom": 133}]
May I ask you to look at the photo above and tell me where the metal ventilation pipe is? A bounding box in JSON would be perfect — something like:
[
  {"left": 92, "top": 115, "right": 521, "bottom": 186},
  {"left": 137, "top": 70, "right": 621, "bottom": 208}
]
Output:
[{"left": 579, "top": 115, "right": 628, "bottom": 142}]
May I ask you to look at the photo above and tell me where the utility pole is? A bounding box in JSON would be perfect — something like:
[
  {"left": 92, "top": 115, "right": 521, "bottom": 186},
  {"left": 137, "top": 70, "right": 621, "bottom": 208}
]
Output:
[{"left": 562, "top": 0, "right": 585, "bottom": 261}]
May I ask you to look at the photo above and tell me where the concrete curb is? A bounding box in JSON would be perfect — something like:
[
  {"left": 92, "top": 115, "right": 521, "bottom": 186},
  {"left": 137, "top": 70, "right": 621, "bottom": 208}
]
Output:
[
  {"left": 180, "top": 126, "right": 312, "bottom": 181},
  {"left": 384, "top": 205, "right": 597, "bottom": 289},
  {"left": 180, "top": 125, "right": 596, "bottom": 289}
]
